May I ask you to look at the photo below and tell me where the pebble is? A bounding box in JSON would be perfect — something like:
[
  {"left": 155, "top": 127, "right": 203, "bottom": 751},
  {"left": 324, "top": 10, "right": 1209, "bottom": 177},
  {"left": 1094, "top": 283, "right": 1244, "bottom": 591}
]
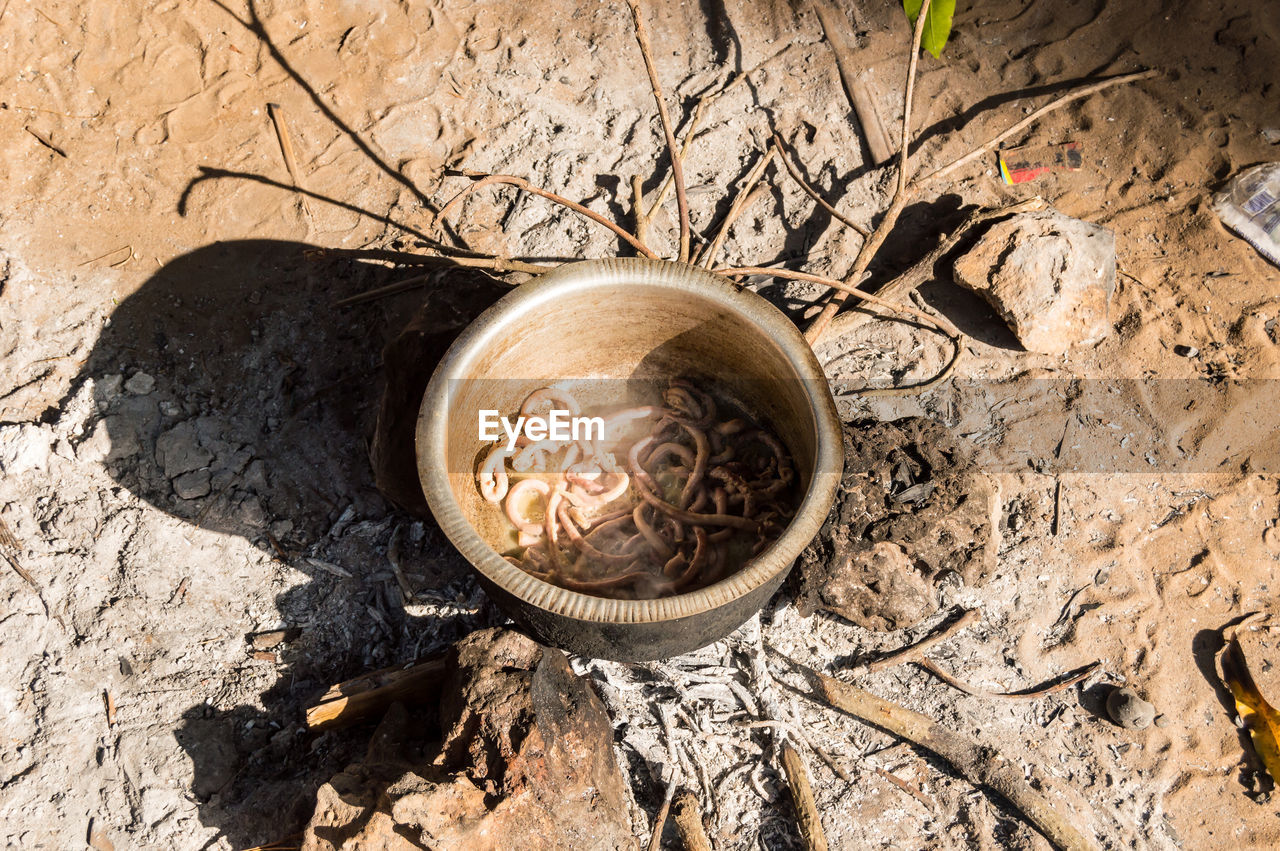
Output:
[
  {"left": 172, "top": 468, "right": 211, "bottom": 500},
  {"left": 156, "top": 421, "right": 213, "bottom": 480},
  {"left": 1107, "top": 686, "right": 1156, "bottom": 730},
  {"left": 124, "top": 371, "right": 156, "bottom": 395}
]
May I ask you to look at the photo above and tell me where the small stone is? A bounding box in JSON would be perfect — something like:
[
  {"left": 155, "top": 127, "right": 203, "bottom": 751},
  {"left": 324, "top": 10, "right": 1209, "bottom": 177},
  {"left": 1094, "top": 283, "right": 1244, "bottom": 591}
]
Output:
[
  {"left": 172, "top": 469, "right": 212, "bottom": 500},
  {"left": 1154, "top": 714, "right": 1170, "bottom": 728},
  {"left": 95, "top": 374, "right": 123, "bottom": 408},
  {"left": 1264, "top": 525, "right": 1280, "bottom": 553},
  {"left": 124, "top": 372, "right": 156, "bottom": 395},
  {"left": 1107, "top": 686, "right": 1156, "bottom": 730},
  {"left": 248, "top": 628, "right": 300, "bottom": 650},
  {"left": 1173, "top": 344, "right": 1199, "bottom": 358},
  {"left": 952, "top": 207, "right": 1116, "bottom": 354},
  {"left": 80, "top": 415, "right": 142, "bottom": 464},
  {"left": 155, "top": 421, "right": 213, "bottom": 479}
]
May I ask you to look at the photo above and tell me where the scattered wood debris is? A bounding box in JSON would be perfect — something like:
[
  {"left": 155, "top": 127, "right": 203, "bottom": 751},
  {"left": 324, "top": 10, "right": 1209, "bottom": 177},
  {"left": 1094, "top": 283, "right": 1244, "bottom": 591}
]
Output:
[{"left": 306, "top": 654, "right": 447, "bottom": 732}]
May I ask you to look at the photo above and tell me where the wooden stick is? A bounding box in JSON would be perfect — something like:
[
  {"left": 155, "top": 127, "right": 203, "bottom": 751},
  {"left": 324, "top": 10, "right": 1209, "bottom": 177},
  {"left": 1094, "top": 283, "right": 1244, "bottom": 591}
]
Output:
[
  {"left": 781, "top": 741, "right": 829, "bottom": 851},
  {"left": 714, "top": 266, "right": 953, "bottom": 335},
  {"left": 819, "top": 196, "right": 1046, "bottom": 341},
  {"left": 267, "top": 102, "right": 313, "bottom": 221},
  {"left": 916, "top": 659, "right": 1101, "bottom": 701},
  {"left": 24, "top": 126, "right": 67, "bottom": 158},
  {"left": 804, "top": 0, "right": 931, "bottom": 345},
  {"left": 874, "top": 767, "right": 936, "bottom": 812},
  {"left": 627, "top": 0, "right": 691, "bottom": 263},
  {"left": 438, "top": 171, "right": 658, "bottom": 259},
  {"left": 920, "top": 69, "right": 1159, "bottom": 186},
  {"left": 773, "top": 132, "right": 869, "bottom": 237},
  {"left": 808, "top": 0, "right": 893, "bottom": 164},
  {"left": 774, "top": 653, "right": 1100, "bottom": 851},
  {"left": 672, "top": 789, "right": 712, "bottom": 851},
  {"left": 842, "top": 336, "right": 961, "bottom": 398},
  {"left": 632, "top": 175, "right": 651, "bottom": 248},
  {"left": 647, "top": 782, "right": 676, "bottom": 851},
  {"left": 699, "top": 146, "right": 777, "bottom": 269},
  {"left": 895, "top": 0, "right": 927, "bottom": 198},
  {"left": 866, "top": 608, "right": 980, "bottom": 673},
  {"left": 306, "top": 656, "right": 447, "bottom": 731},
  {"left": 331, "top": 255, "right": 554, "bottom": 308}
]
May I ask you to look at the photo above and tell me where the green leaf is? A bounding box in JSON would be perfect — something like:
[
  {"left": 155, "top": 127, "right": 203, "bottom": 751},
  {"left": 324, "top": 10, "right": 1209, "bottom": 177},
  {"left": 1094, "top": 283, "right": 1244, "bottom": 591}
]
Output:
[{"left": 903, "top": 0, "right": 956, "bottom": 58}]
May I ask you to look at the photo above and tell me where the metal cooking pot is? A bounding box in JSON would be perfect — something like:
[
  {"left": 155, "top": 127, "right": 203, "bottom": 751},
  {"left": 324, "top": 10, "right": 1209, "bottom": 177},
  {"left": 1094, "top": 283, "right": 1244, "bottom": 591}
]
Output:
[{"left": 416, "top": 258, "right": 841, "bottom": 660}]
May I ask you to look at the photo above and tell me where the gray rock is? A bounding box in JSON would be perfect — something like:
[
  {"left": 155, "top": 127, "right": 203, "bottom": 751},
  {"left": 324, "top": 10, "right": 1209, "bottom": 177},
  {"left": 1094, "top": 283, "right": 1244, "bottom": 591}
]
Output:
[
  {"left": 172, "top": 469, "right": 212, "bottom": 500},
  {"left": 155, "top": 421, "right": 212, "bottom": 480},
  {"left": 1107, "top": 686, "right": 1155, "bottom": 730},
  {"left": 243, "top": 459, "right": 269, "bottom": 493},
  {"left": 95, "top": 374, "right": 124, "bottom": 409},
  {"left": 124, "top": 372, "right": 156, "bottom": 395},
  {"left": 952, "top": 208, "right": 1116, "bottom": 354},
  {"left": 79, "top": 416, "right": 141, "bottom": 463}
]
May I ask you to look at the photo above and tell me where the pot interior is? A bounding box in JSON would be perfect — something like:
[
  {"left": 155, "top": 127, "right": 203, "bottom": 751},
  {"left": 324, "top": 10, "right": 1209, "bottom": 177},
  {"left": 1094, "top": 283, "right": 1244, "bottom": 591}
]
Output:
[{"left": 440, "top": 277, "right": 823, "bottom": 574}]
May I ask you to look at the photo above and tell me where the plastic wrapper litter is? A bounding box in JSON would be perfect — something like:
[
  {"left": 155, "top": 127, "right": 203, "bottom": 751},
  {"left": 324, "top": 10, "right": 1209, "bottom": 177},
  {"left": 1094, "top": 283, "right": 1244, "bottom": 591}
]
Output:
[{"left": 1213, "top": 163, "right": 1280, "bottom": 267}]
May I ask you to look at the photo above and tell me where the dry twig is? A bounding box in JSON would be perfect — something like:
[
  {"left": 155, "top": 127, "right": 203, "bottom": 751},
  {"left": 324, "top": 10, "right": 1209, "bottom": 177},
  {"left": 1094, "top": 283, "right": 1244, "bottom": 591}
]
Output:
[
  {"left": 24, "top": 126, "right": 67, "bottom": 157},
  {"left": 714, "top": 266, "right": 952, "bottom": 334},
  {"left": 804, "top": 0, "right": 932, "bottom": 344},
  {"left": 916, "top": 659, "right": 1101, "bottom": 701},
  {"left": 438, "top": 171, "right": 658, "bottom": 259},
  {"left": 647, "top": 784, "right": 676, "bottom": 851},
  {"left": 866, "top": 608, "right": 980, "bottom": 673},
  {"left": 699, "top": 145, "right": 778, "bottom": 268},
  {"left": 0, "top": 516, "right": 52, "bottom": 618},
  {"left": 873, "top": 767, "right": 936, "bottom": 812},
  {"left": 781, "top": 741, "right": 829, "bottom": 851},
  {"left": 773, "top": 652, "right": 1099, "bottom": 851},
  {"left": 267, "top": 102, "right": 313, "bottom": 221},
  {"left": 773, "top": 131, "right": 869, "bottom": 237},
  {"left": 627, "top": 0, "right": 691, "bottom": 262},
  {"left": 919, "top": 69, "right": 1160, "bottom": 185},
  {"left": 631, "top": 174, "right": 651, "bottom": 248}
]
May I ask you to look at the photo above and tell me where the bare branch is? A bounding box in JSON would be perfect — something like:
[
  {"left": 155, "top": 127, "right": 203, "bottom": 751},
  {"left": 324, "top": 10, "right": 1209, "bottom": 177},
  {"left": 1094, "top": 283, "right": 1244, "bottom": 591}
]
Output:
[
  {"left": 437, "top": 171, "right": 658, "bottom": 259},
  {"left": 628, "top": 0, "right": 691, "bottom": 262},
  {"left": 699, "top": 146, "right": 778, "bottom": 269},
  {"left": 921, "top": 69, "right": 1159, "bottom": 186},
  {"left": 804, "top": 0, "right": 932, "bottom": 345},
  {"left": 773, "top": 131, "right": 870, "bottom": 237}
]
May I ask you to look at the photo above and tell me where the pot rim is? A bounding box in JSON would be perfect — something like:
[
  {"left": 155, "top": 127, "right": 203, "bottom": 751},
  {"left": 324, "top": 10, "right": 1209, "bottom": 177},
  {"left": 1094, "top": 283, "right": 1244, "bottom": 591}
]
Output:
[{"left": 416, "top": 257, "right": 842, "bottom": 625}]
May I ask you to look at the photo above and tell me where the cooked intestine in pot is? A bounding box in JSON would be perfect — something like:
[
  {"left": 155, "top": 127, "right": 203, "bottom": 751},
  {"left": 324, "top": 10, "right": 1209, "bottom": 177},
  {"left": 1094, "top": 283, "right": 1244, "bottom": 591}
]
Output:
[{"left": 476, "top": 379, "right": 797, "bottom": 600}]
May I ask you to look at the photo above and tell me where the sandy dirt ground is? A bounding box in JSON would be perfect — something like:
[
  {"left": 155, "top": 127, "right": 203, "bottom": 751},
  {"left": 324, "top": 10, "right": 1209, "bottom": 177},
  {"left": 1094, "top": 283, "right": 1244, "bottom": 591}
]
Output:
[{"left": 2, "top": 0, "right": 1280, "bottom": 848}]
